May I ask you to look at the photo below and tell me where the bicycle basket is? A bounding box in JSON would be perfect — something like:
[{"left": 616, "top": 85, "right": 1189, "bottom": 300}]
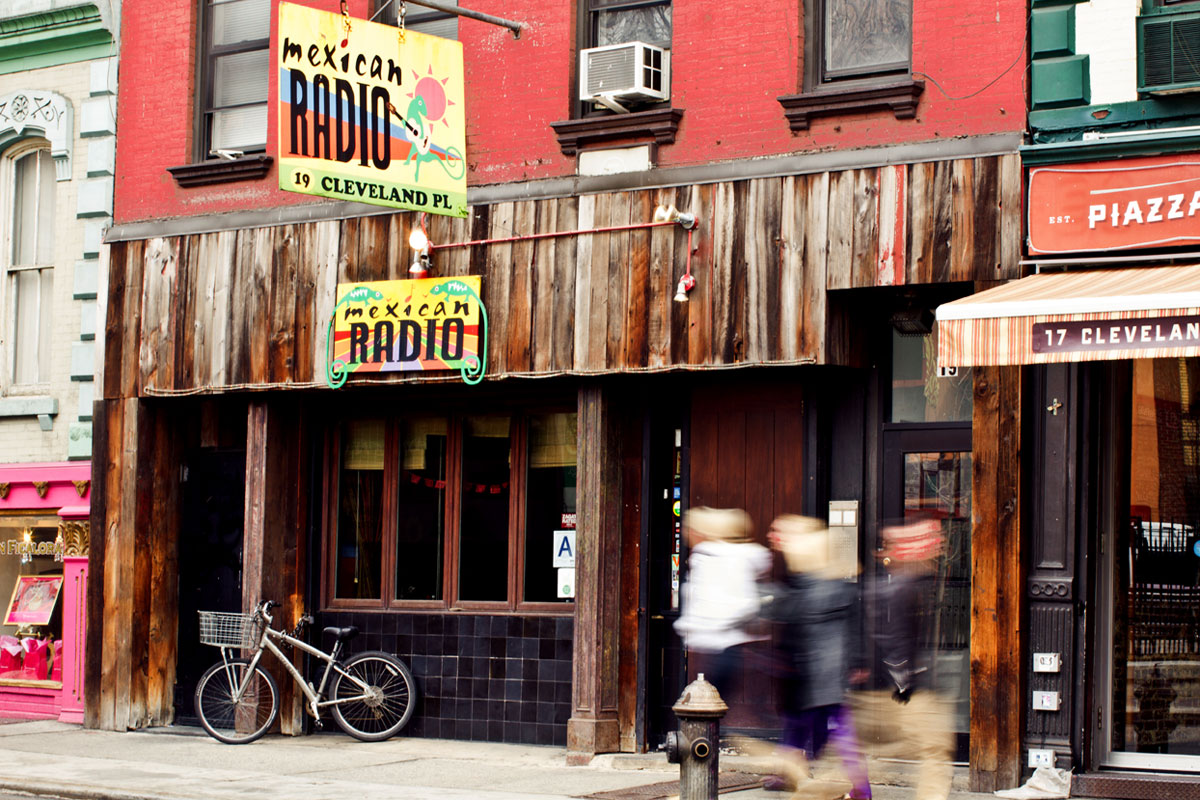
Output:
[{"left": 197, "top": 611, "right": 262, "bottom": 648}]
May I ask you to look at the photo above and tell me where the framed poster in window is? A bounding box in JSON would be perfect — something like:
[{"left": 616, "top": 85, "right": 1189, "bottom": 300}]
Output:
[{"left": 4, "top": 575, "right": 63, "bottom": 626}]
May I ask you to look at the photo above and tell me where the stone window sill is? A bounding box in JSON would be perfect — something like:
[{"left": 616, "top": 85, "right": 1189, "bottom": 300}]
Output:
[
  {"left": 167, "top": 154, "right": 273, "bottom": 188},
  {"left": 0, "top": 396, "right": 57, "bottom": 431},
  {"left": 777, "top": 79, "right": 924, "bottom": 131},
  {"left": 549, "top": 108, "right": 684, "bottom": 157}
]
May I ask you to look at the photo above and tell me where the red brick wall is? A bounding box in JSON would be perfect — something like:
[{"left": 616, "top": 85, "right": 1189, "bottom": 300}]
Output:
[{"left": 114, "top": 0, "right": 1026, "bottom": 224}]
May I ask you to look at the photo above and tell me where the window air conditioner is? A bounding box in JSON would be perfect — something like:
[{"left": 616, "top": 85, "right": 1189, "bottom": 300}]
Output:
[
  {"left": 580, "top": 41, "right": 669, "bottom": 113},
  {"left": 1138, "top": 12, "right": 1200, "bottom": 94}
]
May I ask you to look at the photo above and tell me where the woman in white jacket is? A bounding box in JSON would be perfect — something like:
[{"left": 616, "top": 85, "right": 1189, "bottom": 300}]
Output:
[{"left": 673, "top": 507, "right": 772, "bottom": 699}]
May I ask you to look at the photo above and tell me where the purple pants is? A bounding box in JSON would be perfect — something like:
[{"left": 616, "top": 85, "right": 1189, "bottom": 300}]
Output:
[{"left": 782, "top": 704, "right": 871, "bottom": 799}]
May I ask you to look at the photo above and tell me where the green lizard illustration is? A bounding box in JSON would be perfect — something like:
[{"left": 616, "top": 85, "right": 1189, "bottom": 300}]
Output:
[
  {"left": 325, "top": 285, "right": 384, "bottom": 389},
  {"left": 401, "top": 96, "right": 465, "bottom": 184},
  {"left": 429, "top": 279, "right": 488, "bottom": 385}
]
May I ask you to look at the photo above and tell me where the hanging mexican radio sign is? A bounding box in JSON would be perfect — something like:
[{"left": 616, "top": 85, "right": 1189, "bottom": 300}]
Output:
[
  {"left": 325, "top": 276, "right": 488, "bottom": 387},
  {"left": 277, "top": 2, "right": 467, "bottom": 217}
]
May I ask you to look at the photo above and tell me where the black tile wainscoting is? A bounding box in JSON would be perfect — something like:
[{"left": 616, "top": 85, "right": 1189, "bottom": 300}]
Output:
[{"left": 319, "top": 612, "right": 574, "bottom": 745}]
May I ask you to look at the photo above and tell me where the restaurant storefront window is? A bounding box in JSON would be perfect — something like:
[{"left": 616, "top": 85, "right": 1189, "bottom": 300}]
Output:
[
  {"left": 1107, "top": 357, "right": 1200, "bottom": 768},
  {"left": 327, "top": 410, "right": 577, "bottom": 612}
]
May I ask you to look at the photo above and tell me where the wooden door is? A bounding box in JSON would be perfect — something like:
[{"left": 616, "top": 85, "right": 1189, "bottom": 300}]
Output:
[{"left": 687, "top": 381, "right": 806, "bottom": 734}]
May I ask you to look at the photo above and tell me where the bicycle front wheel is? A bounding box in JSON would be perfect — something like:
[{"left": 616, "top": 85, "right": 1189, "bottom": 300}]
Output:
[
  {"left": 194, "top": 657, "right": 279, "bottom": 744},
  {"left": 330, "top": 651, "right": 416, "bottom": 741}
]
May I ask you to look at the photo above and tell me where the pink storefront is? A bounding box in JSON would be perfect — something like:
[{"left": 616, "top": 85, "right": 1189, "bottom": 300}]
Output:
[{"left": 0, "top": 462, "right": 88, "bottom": 722}]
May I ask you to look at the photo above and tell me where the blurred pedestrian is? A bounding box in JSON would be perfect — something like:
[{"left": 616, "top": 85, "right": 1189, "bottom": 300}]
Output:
[
  {"left": 762, "top": 515, "right": 871, "bottom": 800},
  {"left": 852, "top": 517, "right": 953, "bottom": 800},
  {"left": 674, "top": 507, "right": 772, "bottom": 700}
]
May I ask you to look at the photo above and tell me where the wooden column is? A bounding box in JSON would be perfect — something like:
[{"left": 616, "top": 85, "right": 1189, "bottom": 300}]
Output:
[
  {"left": 970, "top": 364, "right": 1024, "bottom": 791},
  {"left": 242, "top": 401, "right": 308, "bottom": 734},
  {"left": 568, "top": 383, "right": 623, "bottom": 763},
  {"left": 86, "top": 399, "right": 181, "bottom": 730}
]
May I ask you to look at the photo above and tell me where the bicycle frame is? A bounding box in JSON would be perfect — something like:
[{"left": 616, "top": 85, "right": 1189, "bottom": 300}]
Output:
[{"left": 217, "top": 611, "right": 374, "bottom": 721}]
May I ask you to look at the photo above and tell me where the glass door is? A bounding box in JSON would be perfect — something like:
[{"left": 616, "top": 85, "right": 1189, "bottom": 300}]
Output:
[
  {"left": 878, "top": 326, "right": 974, "bottom": 760},
  {"left": 1101, "top": 357, "right": 1200, "bottom": 771},
  {"left": 881, "top": 426, "right": 973, "bottom": 761}
]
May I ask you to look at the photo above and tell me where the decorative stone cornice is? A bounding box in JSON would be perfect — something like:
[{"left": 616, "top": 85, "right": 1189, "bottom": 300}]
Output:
[
  {"left": 0, "top": 90, "right": 73, "bottom": 180},
  {"left": 167, "top": 155, "right": 274, "bottom": 188},
  {"left": 0, "top": 5, "right": 113, "bottom": 77},
  {"left": 549, "top": 108, "right": 684, "bottom": 157},
  {"left": 778, "top": 79, "right": 925, "bottom": 132}
]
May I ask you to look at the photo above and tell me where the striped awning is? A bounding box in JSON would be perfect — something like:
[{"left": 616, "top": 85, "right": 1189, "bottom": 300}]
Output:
[{"left": 936, "top": 264, "right": 1200, "bottom": 368}]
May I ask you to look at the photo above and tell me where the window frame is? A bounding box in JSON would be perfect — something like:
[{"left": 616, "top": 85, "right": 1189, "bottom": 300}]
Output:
[
  {"left": 804, "top": 0, "right": 913, "bottom": 90},
  {"left": 322, "top": 407, "right": 576, "bottom": 615},
  {"left": 584, "top": 0, "right": 672, "bottom": 49},
  {"left": 1, "top": 140, "right": 55, "bottom": 390},
  {"left": 195, "top": 0, "right": 270, "bottom": 161}
]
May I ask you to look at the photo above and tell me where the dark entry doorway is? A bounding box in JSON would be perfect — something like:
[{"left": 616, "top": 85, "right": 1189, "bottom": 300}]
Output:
[
  {"left": 880, "top": 423, "right": 972, "bottom": 761},
  {"left": 642, "top": 411, "right": 687, "bottom": 748},
  {"left": 174, "top": 449, "right": 245, "bottom": 724}
]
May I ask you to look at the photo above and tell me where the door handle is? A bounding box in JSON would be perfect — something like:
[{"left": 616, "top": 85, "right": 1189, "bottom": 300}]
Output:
[{"left": 650, "top": 614, "right": 665, "bottom": 620}]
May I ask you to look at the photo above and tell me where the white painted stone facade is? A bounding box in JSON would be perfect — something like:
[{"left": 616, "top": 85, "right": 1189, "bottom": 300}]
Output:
[
  {"left": 0, "top": 38, "right": 116, "bottom": 463},
  {"left": 1076, "top": 0, "right": 1139, "bottom": 105}
]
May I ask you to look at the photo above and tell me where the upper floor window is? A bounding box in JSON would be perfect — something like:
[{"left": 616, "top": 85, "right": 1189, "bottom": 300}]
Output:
[
  {"left": 587, "top": 0, "right": 671, "bottom": 48},
  {"left": 199, "top": 0, "right": 270, "bottom": 158},
  {"left": 3, "top": 143, "right": 54, "bottom": 387},
  {"left": 377, "top": 0, "right": 459, "bottom": 40},
  {"left": 811, "top": 0, "right": 911, "bottom": 85}
]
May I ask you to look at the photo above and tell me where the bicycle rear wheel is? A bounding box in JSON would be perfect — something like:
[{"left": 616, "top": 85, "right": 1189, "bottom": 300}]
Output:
[
  {"left": 195, "top": 657, "right": 279, "bottom": 744},
  {"left": 330, "top": 651, "right": 416, "bottom": 741}
]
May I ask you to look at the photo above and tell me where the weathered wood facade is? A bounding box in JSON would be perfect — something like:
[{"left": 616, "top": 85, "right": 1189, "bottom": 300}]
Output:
[
  {"left": 102, "top": 156, "right": 1021, "bottom": 396},
  {"left": 90, "top": 153, "right": 1024, "bottom": 786}
]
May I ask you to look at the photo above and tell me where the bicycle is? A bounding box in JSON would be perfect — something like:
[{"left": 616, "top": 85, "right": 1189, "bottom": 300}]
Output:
[{"left": 194, "top": 599, "right": 416, "bottom": 744}]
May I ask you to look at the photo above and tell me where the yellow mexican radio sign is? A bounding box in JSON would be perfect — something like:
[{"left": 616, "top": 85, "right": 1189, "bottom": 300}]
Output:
[
  {"left": 277, "top": 2, "right": 467, "bottom": 217},
  {"left": 326, "top": 276, "right": 488, "bottom": 387}
]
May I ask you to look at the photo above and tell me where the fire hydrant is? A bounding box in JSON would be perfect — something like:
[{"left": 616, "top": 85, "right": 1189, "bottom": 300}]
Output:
[{"left": 665, "top": 674, "right": 727, "bottom": 800}]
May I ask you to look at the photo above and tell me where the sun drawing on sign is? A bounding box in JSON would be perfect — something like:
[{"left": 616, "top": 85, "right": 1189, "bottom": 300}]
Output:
[{"left": 401, "top": 67, "right": 464, "bottom": 182}]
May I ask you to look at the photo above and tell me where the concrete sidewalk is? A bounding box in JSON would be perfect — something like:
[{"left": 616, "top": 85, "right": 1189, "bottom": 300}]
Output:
[{"left": 0, "top": 720, "right": 1007, "bottom": 800}]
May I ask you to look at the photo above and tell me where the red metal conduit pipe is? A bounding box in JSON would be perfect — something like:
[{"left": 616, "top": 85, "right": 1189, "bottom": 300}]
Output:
[
  {"left": 426, "top": 220, "right": 686, "bottom": 251},
  {"left": 420, "top": 217, "right": 698, "bottom": 296}
]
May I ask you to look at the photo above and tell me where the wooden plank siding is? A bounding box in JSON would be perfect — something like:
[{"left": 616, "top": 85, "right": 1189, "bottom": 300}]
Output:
[
  {"left": 103, "top": 155, "right": 1020, "bottom": 402},
  {"left": 90, "top": 153, "right": 1021, "bottom": 732}
]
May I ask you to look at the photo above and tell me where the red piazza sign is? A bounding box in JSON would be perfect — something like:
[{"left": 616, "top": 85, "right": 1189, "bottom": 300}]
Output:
[{"left": 1028, "top": 155, "right": 1200, "bottom": 254}]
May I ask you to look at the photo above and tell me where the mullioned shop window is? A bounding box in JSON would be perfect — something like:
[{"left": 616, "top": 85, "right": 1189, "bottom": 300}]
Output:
[{"left": 327, "top": 411, "right": 578, "bottom": 613}]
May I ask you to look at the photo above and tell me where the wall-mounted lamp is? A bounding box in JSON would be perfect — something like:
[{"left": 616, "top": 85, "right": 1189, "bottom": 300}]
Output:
[
  {"left": 674, "top": 272, "right": 696, "bottom": 303},
  {"left": 654, "top": 204, "right": 698, "bottom": 230},
  {"left": 409, "top": 225, "right": 431, "bottom": 278}
]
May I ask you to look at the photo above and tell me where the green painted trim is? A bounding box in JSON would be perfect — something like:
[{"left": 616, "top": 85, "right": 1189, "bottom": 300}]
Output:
[
  {"left": 1032, "top": 55, "right": 1090, "bottom": 109},
  {"left": 1021, "top": 129, "right": 1200, "bottom": 165},
  {"left": 1031, "top": 0, "right": 1085, "bottom": 7},
  {"left": 0, "top": 4, "right": 112, "bottom": 68},
  {"left": 0, "top": 41, "right": 112, "bottom": 74},
  {"left": 1138, "top": 1, "right": 1200, "bottom": 17},
  {"left": 1032, "top": 5, "right": 1076, "bottom": 58},
  {"left": 1030, "top": 96, "right": 1200, "bottom": 135}
]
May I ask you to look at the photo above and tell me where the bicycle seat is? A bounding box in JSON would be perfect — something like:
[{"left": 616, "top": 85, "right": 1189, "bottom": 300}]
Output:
[{"left": 323, "top": 626, "right": 359, "bottom": 643}]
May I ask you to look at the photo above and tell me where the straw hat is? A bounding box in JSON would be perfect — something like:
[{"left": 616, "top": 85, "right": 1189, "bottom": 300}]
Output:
[{"left": 683, "top": 507, "right": 753, "bottom": 543}]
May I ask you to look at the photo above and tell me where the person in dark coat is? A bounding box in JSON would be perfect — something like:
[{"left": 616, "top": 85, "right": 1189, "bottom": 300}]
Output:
[
  {"left": 851, "top": 517, "right": 953, "bottom": 800},
  {"left": 763, "top": 515, "right": 871, "bottom": 800}
]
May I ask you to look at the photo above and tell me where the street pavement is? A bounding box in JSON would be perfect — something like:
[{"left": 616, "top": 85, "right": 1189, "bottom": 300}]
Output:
[{"left": 0, "top": 719, "right": 1024, "bottom": 800}]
